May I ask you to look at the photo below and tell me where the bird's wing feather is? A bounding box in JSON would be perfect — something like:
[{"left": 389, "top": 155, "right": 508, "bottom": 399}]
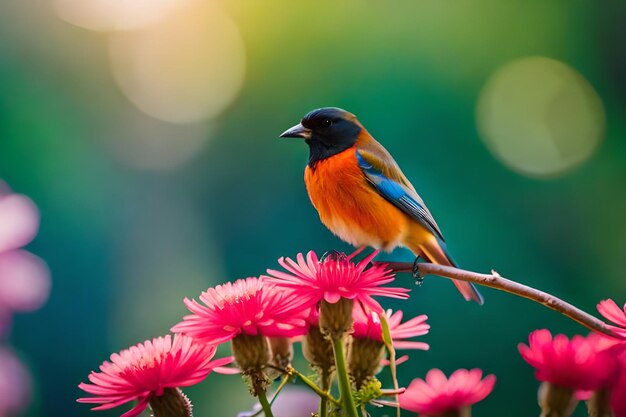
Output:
[{"left": 356, "top": 145, "right": 444, "bottom": 240}]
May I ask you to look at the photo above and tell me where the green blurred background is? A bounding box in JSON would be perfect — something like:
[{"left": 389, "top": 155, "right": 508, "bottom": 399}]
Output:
[{"left": 1, "top": 0, "right": 625, "bottom": 416}]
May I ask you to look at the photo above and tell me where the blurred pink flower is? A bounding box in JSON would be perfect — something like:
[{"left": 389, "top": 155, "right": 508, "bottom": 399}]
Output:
[
  {"left": 171, "top": 277, "right": 309, "bottom": 344},
  {"left": 399, "top": 368, "right": 496, "bottom": 416},
  {"left": 0, "top": 186, "right": 40, "bottom": 253},
  {"left": 380, "top": 354, "right": 410, "bottom": 367},
  {"left": 0, "top": 347, "right": 32, "bottom": 416},
  {"left": 518, "top": 329, "right": 618, "bottom": 397},
  {"left": 0, "top": 183, "right": 50, "bottom": 334},
  {"left": 0, "top": 251, "right": 51, "bottom": 312},
  {"left": 352, "top": 307, "right": 429, "bottom": 350},
  {"left": 264, "top": 249, "right": 409, "bottom": 313},
  {"left": 78, "top": 334, "right": 232, "bottom": 417},
  {"left": 610, "top": 350, "right": 626, "bottom": 417}
]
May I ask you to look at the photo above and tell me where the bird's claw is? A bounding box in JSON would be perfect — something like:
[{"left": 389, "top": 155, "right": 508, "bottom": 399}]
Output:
[{"left": 412, "top": 256, "right": 424, "bottom": 286}]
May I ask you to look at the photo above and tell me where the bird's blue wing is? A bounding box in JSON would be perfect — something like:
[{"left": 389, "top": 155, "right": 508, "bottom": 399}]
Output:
[{"left": 356, "top": 150, "right": 444, "bottom": 241}]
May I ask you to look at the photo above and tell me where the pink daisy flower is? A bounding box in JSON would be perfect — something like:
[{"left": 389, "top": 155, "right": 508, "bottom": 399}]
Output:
[
  {"left": 264, "top": 249, "right": 409, "bottom": 313},
  {"left": 352, "top": 307, "right": 429, "bottom": 350},
  {"left": 598, "top": 299, "right": 626, "bottom": 336},
  {"left": 399, "top": 368, "right": 496, "bottom": 416},
  {"left": 518, "top": 329, "right": 618, "bottom": 397},
  {"left": 77, "top": 334, "right": 232, "bottom": 417},
  {"left": 171, "top": 277, "right": 308, "bottom": 344}
]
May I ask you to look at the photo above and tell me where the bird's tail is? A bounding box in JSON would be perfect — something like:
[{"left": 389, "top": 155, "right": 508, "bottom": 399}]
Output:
[{"left": 404, "top": 227, "right": 484, "bottom": 305}]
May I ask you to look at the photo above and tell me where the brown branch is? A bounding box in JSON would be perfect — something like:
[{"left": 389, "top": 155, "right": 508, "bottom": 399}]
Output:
[{"left": 383, "top": 261, "right": 625, "bottom": 340}]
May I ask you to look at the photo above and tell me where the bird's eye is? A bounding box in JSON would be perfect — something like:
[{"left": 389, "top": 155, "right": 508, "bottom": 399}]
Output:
[{"left": 321, "top": 118, "right": 333, "bottom": 128}]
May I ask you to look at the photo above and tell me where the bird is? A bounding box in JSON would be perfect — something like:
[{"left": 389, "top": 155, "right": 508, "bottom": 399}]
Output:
[{"left": 279, "top": 107, "right": 483, "bottom": 304}]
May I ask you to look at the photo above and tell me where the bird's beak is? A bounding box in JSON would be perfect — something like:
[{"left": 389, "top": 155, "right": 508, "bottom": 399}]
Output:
[{"left": 280, "top": 123, "right": 311, "bottom": 140}]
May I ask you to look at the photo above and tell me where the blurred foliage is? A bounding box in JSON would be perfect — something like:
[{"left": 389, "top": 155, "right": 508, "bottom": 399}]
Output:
[{"left": 0, "top": 0, "right": 624, "bottom": 416}]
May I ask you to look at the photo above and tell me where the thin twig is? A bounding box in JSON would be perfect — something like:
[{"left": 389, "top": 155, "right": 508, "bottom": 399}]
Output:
[
  {"left": 285, "top": 366, "right": 341, "bottom": 406},
  {"left": 382, "top": 261, "right": 625, "bottom": 340}
]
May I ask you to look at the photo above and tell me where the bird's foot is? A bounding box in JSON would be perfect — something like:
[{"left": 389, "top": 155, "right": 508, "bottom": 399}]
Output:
[
  {"left": 412, "top": 256, "right": 424, "bottom": 286},
  {"left": 320, "top": 250, "right": 344, "bottom": 263},
  {"left": 345, "top": 246, "right": 367, "bottom": 261}
]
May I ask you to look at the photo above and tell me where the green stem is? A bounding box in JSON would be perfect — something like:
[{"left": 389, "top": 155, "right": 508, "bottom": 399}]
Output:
[
  {"left": 380, "top": 314, "right": 400, "bottom": 417},
  {"left": 320, "top": 370, "right": 331, "bottom": 417},
  {"left": 250, "top": 375, "right": 293, "bottom": 417},
  {"left": 257, "top": 389, "right": 275, "bottom": 417},
  {"left": 320, "top": 395, "right": 328, "bottom": 417},
  {"left": 331, "top": 336, "right": 359, "bottom": 417},
  {"left": 288, "top": 366, "right": 340, "bottom": 406},
  {"left": 271, "top": 374, "right": 291, "bottom": 404}
]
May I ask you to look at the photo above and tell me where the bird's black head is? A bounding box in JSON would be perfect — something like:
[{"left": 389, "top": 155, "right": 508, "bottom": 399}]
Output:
[{"left": 280, "top": 107, "right": 362, "bottom": 166}]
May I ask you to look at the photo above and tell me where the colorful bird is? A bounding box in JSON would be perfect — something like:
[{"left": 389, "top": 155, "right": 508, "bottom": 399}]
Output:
[{"left": 280, "top": 107, "right": 483, "bottom": 304}]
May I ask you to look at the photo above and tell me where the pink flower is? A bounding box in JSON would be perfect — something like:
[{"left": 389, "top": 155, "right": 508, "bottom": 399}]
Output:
[
  {"left": 518, "top": 329, "right": 618, "bottom": 396},
  {"left": 598, "top": 299, "right": 626, "bottom": 336},
  {"left": 0, "top": 183, "right": 50, "bottom": 334},
  {"left": 77, "top": 334, "right": 232, "bottom": 417},
  {"left": 0, "top": 251, "right": 51, "bottom": 312},
  {"left": 399, "top": 368, "right": 496, "bottom": 416},
  {"left": 352, "top": 307, "right": 429, "bottom": 350},
  {"left": 598, "top": 299, "right": 626, "bottom": 327},
  {"left": 611, "top": 351, "right": 626, "bottom": 417},
  {"left": 0, "top": 184, "right": 40, "bottom": 253},
  {"left": 0, "top": 347, "right": 31, "bottom": 416},
  {"left": 264, "top": 249, "right": 409, "bottom": 313},
  {"left": 171, "top": 277, "right": 308, "bottom": 344}
]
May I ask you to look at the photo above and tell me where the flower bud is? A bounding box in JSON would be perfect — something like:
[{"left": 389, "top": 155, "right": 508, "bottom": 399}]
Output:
[
  {"left": 302, "top": 325, "right": 335, "bottom": 372},
  {"left": 353, "top": 377, "right": 383, "bottom": 405},
  {"left": 348, "top": 337, "right": 385, "bottom": 389},
  {"left": 263, "top": 337, "right": 293, "bottom": 381},
  {"left": 538, "top": 382, "right": 578, "bottom": 417},
  {"left": 149, "top": 388, "right": 192, "bottom": 417},
  {"left": 441, "top": 406, "right": 471, "bottom": 417},
  {"left": 586, "top": 389, "right": 612, "bottom": 417},
  {"left": 231, "top": 334, "right": 271, "bottom": 372},
  {"left": 269, "top": 337, "right": 293, "bottom": 370},
  {"left": 319, "top": 298, "right": 353, "bottom": 340},
  {"left": 231, "top": 333, "right": 272, "bottom": 395}
]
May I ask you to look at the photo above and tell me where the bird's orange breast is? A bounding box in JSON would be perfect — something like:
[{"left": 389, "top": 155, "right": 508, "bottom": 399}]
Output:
[{"left": 304, "top": 146, "right": 408, "bottom": 250}]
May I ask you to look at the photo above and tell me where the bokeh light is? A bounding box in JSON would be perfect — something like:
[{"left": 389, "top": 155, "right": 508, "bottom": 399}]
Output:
[
  {"left": 0, "top": 348, "right": 31, "bottom": 416},
  {"left": 108, "top": 0, "right": 246, "bottom": 124},
  {"left": 110, "top": 192, "right": 225, "bottom": 345},
  {"left": 104, "top": 110, "right": 213, "bottom": 171},
  {"left": 0, "top": 185, "right": 49, "bottom": 335},
  {"left": 0, "top": 251, "right": 51, "bottom": 313},
  {"left": 0, "top": 189, "right": 40, "bottom": 253},
  {"left": 476, "top": 56, "right": 605, "bottom": 178},
  {"left": 52, "top": 0, "right": 183, "bottom": 31}
]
